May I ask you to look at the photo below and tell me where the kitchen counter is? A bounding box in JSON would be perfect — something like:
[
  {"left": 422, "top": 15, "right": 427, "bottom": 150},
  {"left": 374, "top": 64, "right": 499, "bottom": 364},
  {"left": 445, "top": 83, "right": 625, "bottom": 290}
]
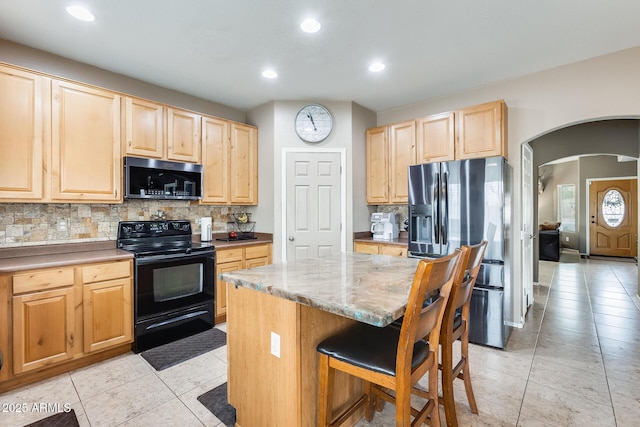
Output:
[
  {"left": 221, "top": 252, "right": 420, "bottom": 327},
  {"left": 203, "top": 232, "right": 273, "bottom": 249},
  {"left": 353, "top": 231, "right": 408, "bottom": 247},
  {"left": 0, "top": 241, "right": 133, "bottom": 273},
  {"left": 0, "top": 233, "right": 273, "bottom": 273},
  {"left": 221, "top": 253, "right": 422, "bottom": 426}
]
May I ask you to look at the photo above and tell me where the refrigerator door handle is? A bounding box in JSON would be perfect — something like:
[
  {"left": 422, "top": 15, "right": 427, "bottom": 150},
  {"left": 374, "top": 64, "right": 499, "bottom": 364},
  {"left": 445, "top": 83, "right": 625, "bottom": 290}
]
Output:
[
  {"left": 434, "top": 172, "right": 440, "bottom": 244},
  {"left": 441, "top": 171, "right": 448, "bottom": 245}
]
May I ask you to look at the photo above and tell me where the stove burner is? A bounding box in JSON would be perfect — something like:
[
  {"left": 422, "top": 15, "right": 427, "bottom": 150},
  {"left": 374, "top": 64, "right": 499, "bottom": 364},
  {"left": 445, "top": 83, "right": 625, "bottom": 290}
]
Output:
[{"left": 117, "top": 220, "right": 214, "bottom": 257}]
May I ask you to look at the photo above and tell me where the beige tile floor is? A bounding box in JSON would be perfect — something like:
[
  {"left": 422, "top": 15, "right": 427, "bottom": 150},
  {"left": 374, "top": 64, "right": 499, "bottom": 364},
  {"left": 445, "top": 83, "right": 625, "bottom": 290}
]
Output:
[{"left": 1, "top": 254, "right": 639, "bottom": 426}]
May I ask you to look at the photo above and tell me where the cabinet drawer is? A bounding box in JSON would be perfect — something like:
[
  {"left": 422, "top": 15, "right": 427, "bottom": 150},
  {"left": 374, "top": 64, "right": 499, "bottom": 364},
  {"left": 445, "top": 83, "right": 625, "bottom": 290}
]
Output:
[
  {"left": 13, "top": 268, "right": 75, "bottom": 294},
  {"left": 354, "top": 242, "right": 379, "bottom": 255},
  {"left": 217, "top": 248, "right": 243, "bottom": 263},
  {"left": 379, "top": 245, "right": 408, "bottom": 257},
  {"left": 82, "top": 261, "right": 131, "bottom": 284},
  {"left": 245, "top": 245, "right": 269, "bottom": 260}
]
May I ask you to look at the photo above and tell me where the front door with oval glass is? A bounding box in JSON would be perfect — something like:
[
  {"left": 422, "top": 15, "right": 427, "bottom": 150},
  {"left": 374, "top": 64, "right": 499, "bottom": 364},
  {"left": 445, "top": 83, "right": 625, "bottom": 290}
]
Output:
[{"left": 589, "top": 179, "right": 637, "bottom": 257}]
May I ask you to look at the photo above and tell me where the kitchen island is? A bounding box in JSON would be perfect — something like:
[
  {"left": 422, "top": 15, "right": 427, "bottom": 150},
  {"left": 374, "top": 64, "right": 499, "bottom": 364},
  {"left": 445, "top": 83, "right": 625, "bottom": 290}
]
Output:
[{"left": 220, "top": 253, "right": 422, "bottom": 427}]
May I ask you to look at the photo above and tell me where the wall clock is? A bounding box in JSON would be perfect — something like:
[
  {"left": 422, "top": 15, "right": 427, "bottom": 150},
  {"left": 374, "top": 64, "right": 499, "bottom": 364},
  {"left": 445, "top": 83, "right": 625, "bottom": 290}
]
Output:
[{"left": 295, "top": 104, "right": 333, "bottom": 143}]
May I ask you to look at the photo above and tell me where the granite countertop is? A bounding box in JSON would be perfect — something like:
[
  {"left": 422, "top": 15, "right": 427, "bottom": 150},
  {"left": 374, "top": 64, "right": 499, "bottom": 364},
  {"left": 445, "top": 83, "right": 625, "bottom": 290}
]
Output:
[{"left": 220, "top": 252, "right": 422, "bottom": 327}]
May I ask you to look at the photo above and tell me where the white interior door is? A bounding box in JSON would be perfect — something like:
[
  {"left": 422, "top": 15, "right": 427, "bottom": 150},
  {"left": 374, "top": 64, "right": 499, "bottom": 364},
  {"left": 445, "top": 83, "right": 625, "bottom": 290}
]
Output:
[
  {"left": 285, "top": 151, "right": 342, "bottom": 261},
  {"left": 522, "top": 143, "right": 534, "bottom": 314}
]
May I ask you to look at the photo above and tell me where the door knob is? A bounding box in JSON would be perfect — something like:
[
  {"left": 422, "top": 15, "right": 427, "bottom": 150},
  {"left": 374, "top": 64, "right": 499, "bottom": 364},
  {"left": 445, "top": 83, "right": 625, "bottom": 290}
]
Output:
[{"left": 288, "top": 236, "right": 295, "bottom": 241}]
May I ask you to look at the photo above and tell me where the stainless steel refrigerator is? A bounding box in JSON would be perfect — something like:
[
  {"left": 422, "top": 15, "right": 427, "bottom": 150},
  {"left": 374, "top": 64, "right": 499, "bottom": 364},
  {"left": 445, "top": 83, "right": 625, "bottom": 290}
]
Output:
[{"left": 408, "top": 156, "right": 511, "bottom": 348}]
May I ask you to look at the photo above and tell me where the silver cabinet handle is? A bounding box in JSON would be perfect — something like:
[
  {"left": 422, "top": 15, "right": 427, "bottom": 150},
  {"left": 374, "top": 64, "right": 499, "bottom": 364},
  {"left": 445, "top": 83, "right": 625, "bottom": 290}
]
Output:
[{"left": 288, "top": 236, "right": 295, "bottom": 241}]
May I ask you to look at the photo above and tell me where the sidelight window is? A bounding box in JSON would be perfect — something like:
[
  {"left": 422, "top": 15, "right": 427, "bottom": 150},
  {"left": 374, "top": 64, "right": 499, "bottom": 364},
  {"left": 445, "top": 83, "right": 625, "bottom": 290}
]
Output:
[{"left": 557, "top": 184, "right": 576, "bottom": 232}]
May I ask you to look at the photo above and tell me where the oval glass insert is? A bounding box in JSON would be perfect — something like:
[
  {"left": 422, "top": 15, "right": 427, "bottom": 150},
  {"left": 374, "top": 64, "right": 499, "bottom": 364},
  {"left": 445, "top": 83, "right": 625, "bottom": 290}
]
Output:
[{"left": 602, "top": 189, "right": 625, "bottom": 227}]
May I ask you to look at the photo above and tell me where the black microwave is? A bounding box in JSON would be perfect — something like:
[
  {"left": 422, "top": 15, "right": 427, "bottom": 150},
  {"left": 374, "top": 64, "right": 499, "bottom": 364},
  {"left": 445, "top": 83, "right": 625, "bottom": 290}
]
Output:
[{"left": 124, "top": 156, "right": 203, "bottom": 200}]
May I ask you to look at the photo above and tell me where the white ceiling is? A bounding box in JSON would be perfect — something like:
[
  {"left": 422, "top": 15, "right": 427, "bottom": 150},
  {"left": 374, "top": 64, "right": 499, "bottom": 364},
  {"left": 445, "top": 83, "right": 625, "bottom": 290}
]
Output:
[{"left": 1, "top": 1, "right": 640, "bottom": 113}]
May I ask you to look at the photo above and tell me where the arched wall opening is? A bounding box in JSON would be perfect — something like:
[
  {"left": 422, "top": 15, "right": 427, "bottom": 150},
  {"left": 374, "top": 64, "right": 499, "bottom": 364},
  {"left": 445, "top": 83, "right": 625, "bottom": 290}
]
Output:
[{"left": 528, "top": 119, "right": 639, "bottom": 290}]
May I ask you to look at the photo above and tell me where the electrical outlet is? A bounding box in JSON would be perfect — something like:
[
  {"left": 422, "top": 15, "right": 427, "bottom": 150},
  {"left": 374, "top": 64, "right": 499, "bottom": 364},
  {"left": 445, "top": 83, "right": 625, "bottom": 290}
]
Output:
[
  {"left": 565, "top": 236, "right": 569, "bottom": 242},
  {"left": 270, "top": 332, "right": 280, "bottom": 358},
  {"left": 57, "top": 220, "right": 67, "bottom": 232}
]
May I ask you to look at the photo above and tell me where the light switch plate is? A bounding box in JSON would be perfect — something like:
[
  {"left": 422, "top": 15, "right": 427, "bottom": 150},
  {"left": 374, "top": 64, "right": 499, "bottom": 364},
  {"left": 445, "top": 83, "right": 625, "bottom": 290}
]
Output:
[{"left": 270, "top": 332, "right": 280, "bottom": 358}]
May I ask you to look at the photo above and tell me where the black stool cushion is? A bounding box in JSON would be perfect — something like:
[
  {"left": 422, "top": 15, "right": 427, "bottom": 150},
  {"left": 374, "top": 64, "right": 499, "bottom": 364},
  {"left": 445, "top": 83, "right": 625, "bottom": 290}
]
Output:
[{"left": 317, "top": 323, "right": 428, "bottom": 377}]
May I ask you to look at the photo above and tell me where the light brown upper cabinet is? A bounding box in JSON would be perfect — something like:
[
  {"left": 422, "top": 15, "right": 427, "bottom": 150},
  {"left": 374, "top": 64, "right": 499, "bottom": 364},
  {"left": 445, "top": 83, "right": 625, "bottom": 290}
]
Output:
[
  {"left": 201, "top": 118, "right": 258, "bottom": 205},
  {"left": 201, "top": 116, "right": 229, "bottom": 203},
  {"left": 51, "top": 80, "right": 122, "bottom": 202},
  {"left": 365, "top": 126, "right": 389, "bottom": 204},
  {"left": 123, "top": 96, "right": 164, "bottom": 159},
  {"left": 416, "top": 111, "right": 456, "bottom": 163},
  {"left": 388, "top": 121, "right": 416, "bottom": 203},
  {"left": 167, "top": 107, "right": 201, "bottom": 163},
  {"left": 0, "top": 65, "right": 50, "bottom": 201},
  {"left": 366, "top": 121, "right": 415, "bottom": 205},
  {"left": 456, "top": 99, "right": 507, "bottom": 160},
  {"left": 229, "top": 122, "right": 258, "bottom": 204}
]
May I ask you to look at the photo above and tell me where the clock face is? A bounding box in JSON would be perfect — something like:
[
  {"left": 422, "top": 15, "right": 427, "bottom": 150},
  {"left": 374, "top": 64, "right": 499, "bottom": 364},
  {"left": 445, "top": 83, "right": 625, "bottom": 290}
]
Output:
[{"left": 295, "top": 104, "right": 333, "bottom": 143}]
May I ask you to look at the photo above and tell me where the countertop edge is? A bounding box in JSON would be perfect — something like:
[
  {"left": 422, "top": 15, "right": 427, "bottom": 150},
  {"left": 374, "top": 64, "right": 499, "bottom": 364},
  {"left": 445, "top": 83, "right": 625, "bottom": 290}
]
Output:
[
  {"left": 353, "top": 237, "right": 409, "bottom": 247},
  {"left": 0, "top": 249, "right": 134, "bottom": 274}
]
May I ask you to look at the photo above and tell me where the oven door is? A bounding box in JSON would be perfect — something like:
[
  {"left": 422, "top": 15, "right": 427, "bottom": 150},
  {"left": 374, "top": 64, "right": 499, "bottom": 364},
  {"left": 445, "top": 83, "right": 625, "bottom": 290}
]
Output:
[{"left": 135, "top": 251, "right": 214, "bottom": 321}]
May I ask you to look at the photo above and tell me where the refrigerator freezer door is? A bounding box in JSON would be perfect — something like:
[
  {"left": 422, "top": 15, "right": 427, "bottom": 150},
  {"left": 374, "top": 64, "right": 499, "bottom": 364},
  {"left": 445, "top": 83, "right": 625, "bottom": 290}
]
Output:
[
  {"left": 469, "top": 287, "right": 510, "bottom": 348},
  {"left": 476, "top": 263, "right": 506, "bottom": 288}
]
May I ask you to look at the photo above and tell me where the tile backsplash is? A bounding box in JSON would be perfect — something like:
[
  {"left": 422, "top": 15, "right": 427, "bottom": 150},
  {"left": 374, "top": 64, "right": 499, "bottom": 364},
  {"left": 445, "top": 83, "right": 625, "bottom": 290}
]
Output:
[{"left": 0, "top": 201, "right": 252, "bottom": 247}]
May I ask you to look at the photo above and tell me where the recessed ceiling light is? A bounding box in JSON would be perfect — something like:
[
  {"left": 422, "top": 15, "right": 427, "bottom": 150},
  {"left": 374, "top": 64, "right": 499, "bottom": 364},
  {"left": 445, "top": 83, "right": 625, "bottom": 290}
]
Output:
[
  {"left": 262, "top": 70, "right": 278, "bottom": 79},
  {"left": 369, "top": 62, "right": 386, "bottom": 72},
  {"left": 66, "top": 5, "right": 95, "bottom": 22},
  {"left": 300, "top": 18, "right": 321, "bottom": 33}
]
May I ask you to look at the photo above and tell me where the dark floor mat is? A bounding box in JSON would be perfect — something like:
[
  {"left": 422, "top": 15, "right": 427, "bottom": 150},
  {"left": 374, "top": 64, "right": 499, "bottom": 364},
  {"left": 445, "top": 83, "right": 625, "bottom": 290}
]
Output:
[
  {"left": 197, "top": 382, "right": 236, "bottom": 426},
  {"left": 25, "top": 409, "right": 79, "bottom": 427},
  {"left": 140, "top": 327, "right": 226, "bottom": 371}
]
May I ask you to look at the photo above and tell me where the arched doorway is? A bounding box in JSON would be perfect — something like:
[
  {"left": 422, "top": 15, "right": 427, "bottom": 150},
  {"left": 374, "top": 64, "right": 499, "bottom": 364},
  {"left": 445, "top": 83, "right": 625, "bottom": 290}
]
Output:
[{"left": 527, "top": 119, "right": 639, "bottom": 286}]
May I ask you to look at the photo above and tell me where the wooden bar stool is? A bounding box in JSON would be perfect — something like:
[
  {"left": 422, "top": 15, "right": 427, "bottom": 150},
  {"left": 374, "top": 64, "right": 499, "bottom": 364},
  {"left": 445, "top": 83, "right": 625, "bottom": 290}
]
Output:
[
  {"left": 316, "top": 250, "right": 464, "bottom": 427},
  {"left": 439, "top": 240, "right": 487, "bottom": 427}
]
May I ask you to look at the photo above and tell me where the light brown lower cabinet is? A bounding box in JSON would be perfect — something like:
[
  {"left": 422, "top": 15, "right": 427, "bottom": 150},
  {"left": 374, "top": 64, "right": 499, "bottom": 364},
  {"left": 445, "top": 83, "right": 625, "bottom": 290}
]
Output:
[
  {"left": 215, "top": 243, "right": 272, "bottom": 323},
  {"left": 13, "top": 285, "right": 76, "bottom": 374},
  {"left": 1, "top": 259, "right": 133, "bottom": 391},
  {"left": 354, "top": 241, "right": 408, "bottom": 257},
  {"left": 82, "top": 260, "right": 133, "bottom": 354}
]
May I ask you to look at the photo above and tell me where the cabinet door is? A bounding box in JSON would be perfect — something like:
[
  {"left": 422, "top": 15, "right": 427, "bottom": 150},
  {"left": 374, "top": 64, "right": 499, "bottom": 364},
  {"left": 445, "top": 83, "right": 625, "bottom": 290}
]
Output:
[
  {"left": 0, "top": 275, "right": 11, "bottom": 382},
  {"left": 245, "top": 257, "right": 269, "bottom": 269},
  {"left": 216, "top": 260, "right": 244, "bottom": 319},
  {"left": 456, "top": 100, "right": 506, "bottom": 160},
  {"left": 354, "top": 242, "right": 379, "bottom": 255},
  {"left": 0, "top": 66, "right": 49, "bottom": 201},
  {"left": 416, "top": 112, "right": 455, "bottom": 163},
  {"left": 201, "top": 116, "right": 229, "bottom": 203},
  {"left": 51, "top": 80, "right": 121, "bottom": 202},
  {"left": 83, "top": 278, "right": 133, "bottom": 353},
  {"left": 229, "top": 123, "right": 258, "bottom": 205},
  {"left": 124, "top": 96, "right": 164, "bottom": 158},
  {"left": 366, "top": 126, "right": 389, "bottom": 204},
  {"left": 167, "top": 107, "right": 200, "bottom": 163},
  {"left": 389, "top": 121, "right": 416, "bottom": 204},
  {"left": 13, "top": 287, "right": 75, "bottom": 374},
  {"left": 379, "top": 244, "right": 408, "bottom": 257}
]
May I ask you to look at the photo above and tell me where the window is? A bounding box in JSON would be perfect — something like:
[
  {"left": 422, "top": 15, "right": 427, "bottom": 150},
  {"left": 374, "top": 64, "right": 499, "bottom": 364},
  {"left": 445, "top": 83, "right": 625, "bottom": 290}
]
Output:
[
  {"left": 602, "top": 189, "right": 625, "bottom": 227},
  {"left": 557, "top": 184, "right": 576, "bottom": 232}
]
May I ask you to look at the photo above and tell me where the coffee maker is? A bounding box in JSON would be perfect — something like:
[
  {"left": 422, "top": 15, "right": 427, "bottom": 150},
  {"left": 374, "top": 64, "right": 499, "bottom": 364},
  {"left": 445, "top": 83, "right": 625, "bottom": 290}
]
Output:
[{"left": 371, "top": 212, "right": 399, "bottom": 241}]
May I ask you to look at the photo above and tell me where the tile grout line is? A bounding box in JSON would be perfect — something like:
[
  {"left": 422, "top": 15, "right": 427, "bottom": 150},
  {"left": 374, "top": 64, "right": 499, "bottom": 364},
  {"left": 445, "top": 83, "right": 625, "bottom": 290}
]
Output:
[
  {"left": 514, "top": 267, "right": 553, "bottom": 426},
  {"left": 585, "top": 262, "right": 621, "bottom": 427}
]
